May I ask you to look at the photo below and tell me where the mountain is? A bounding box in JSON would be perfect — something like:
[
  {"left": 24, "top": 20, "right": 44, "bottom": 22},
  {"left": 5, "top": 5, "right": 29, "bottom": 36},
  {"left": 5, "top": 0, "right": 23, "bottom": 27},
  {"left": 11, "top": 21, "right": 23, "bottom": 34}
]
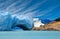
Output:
[
  {"left": 54, "top": 18, "right": 60, "bottom": 21},
  {"left": 41, "top": 19, "right": 52, "bottom": 24},
  {"left": 32, "top": 18, "right": 60, "bottom": 31}
]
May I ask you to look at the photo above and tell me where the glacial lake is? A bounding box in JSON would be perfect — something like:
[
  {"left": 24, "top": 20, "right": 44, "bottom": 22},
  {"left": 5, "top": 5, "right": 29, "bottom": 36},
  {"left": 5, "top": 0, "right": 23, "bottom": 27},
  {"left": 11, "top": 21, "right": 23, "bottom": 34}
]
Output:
[{"left": 0, "top": 31, "right": 60, "bottom": 39}]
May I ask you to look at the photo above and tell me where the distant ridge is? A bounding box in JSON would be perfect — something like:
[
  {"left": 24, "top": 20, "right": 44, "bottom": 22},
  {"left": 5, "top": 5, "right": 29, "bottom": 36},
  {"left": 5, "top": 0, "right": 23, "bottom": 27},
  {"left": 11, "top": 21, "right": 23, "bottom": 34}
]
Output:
[{"left": 55, "top": 18, "right": 60, "bottom": 21}]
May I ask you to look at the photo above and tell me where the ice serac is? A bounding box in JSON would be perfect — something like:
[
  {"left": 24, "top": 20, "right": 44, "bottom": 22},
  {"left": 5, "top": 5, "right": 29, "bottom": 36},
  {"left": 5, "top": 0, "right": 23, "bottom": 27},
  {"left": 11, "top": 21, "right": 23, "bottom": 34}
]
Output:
[
  {"left": 15, "top": 15, "right": 33, "bottom": 30},
  {"left": 0, "top": 13, "right": 13, "bottom": 31}
]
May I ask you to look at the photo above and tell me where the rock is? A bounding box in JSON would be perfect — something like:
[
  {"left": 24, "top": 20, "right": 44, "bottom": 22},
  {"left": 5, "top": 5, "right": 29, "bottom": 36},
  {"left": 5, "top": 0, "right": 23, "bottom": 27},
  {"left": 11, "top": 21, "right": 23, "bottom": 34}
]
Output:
[{"left": 32, "top": 18, "right": 60, "bottom": 31}]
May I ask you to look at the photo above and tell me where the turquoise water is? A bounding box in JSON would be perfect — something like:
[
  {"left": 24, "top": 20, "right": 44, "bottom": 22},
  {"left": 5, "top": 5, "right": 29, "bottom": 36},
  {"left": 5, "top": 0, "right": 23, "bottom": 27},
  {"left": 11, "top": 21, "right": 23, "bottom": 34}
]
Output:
[{"left": 0, "top": 31, "right": 60, "bottom": 39}]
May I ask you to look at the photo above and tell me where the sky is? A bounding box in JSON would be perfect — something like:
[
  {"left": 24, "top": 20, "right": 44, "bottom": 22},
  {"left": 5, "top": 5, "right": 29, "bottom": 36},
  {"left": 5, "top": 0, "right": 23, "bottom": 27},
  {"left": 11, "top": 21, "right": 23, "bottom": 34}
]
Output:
[{"left": 0, "top": 0, "right": 60, "bottom": 20}]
